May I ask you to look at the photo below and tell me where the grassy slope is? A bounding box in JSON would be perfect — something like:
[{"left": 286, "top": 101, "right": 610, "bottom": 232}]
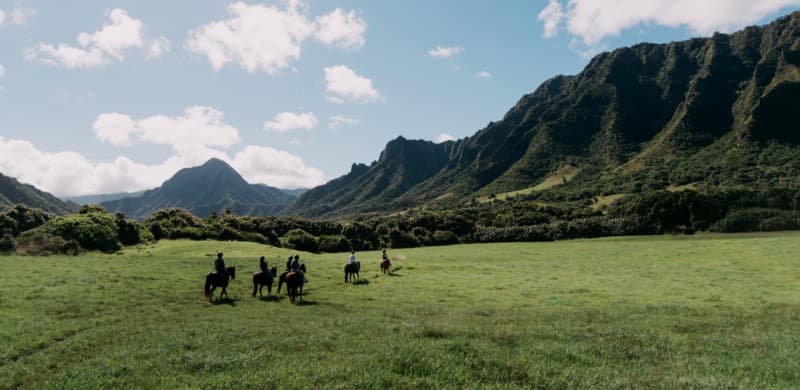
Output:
[{"left": 1, "top": 234, "right": 800, "bottom": 388}]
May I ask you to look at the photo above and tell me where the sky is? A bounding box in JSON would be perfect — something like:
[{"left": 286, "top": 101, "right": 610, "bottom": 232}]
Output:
[{"left": 1, "top": 0, "right": 799, "bottom": 197}]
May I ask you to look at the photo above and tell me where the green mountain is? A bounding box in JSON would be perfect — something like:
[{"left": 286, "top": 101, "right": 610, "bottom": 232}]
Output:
[
  {"left": 102, "top": 159, "right": 295, "bottom": 218},
  {"left": 0, "top": 173, "right": 77, "bottom": 215},
  {"left": 67, "top": 191, "right": 147, "bottom": 205},
  {"left": 288, "top": 11, "right": 800, "bottom": 218}
]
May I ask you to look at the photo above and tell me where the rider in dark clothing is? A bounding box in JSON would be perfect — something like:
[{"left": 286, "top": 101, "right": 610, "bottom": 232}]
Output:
[
  {"left": 259, "top": 256, "right": 269, "bottom": 275},
  {"left": 286, "top": 256, "right": 293, "bottom": 272},
  {"left": 214, "top": 252, "right": 228, "bottom": 277}
]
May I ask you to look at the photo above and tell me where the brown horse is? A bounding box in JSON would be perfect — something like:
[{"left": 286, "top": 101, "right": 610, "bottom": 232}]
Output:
[
  {"left": 277, "top": 263, "right": 306, "bottom": 302},
  {"left": 380, "top": 259, "right": 391, "bottom": 274},
  {"left": 277, "top": 271, "right": 304, "bottom": 302},
  {"left": 344, "top": 262, "right": 360, "bottom": 283},
  {"left": 204, "top": 266, "right": 236, "bottom": 301},
  {"left": 252, "top": 267, "right": 278, "bottom": 297}
]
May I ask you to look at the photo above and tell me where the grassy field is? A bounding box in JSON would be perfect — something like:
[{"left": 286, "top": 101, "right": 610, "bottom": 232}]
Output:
[{"left": 2, "top": 233, "right": 800, "bottom": 388}]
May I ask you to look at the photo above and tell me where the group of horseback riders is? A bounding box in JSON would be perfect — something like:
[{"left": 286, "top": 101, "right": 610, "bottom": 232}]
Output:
[
  {"left": 213, "top": 248, "right": 391, "bottom": 280},
  {"left": 214, "top": 252, "right": 307, "bottom": 282}
]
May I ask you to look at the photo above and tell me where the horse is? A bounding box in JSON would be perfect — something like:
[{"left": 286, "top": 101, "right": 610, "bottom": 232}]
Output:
[
  {"left": 252, "top": 267, "right": 278, "bottom": 297},
  {"left": 204, "top": 266, "right": 236, "bottom": 301},
  {"left": 344, "top": 262, "right": 360, "bottom": 283},
  {"left": 277, "top": 263, "right": 306, "bottom": 302},
  {"left": 380, "top": 259, "right": 391, "bottom": 274}
]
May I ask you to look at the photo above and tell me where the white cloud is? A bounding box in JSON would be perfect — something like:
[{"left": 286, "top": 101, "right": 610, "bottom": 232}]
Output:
[
  {"left": 28, "top": 8, "right": 169, "bottom": 68},
  {"left": 314, "top": 8, "right": 367, "bottom": 49},
  {"left": 539, "top": 0, "right": 800, "bottom": 47},
  {"left": 323, "top": 65, "right": 381, "bottom": 103},
  {"left": 146, "top": 37, "right": 171, "bottom": 59},
  {"left": 0, "top": 5, "right": 34, "bottom": 26},
  {"left": 434, "top": 133, "right": 457, "bottom": 143},
  {"left": 538, "top": 0, "right": 564, "bottom": 38},
  {"left": 186, "top": 2, "right": 314, "bottom": 74},
  {"left": 328, "top": 114, "right": 360, "bottom": 129},
  {"left": 429, "top": 45, "right": 464, "bottom": 58},
  {"left": 93, "top": 106, "right": 240, "bottom": 150},
  {"left": 0, "top": 135, "right": 326, "bottom": 197},
  {"left": 474, "top": 70, "right": 492, "bottom": 79},
  {"left": 232, "top": 145, "right": 325, "bottom": 189},
  {"left": 264, "top": 111, "right": 318, "bottom": 132}
]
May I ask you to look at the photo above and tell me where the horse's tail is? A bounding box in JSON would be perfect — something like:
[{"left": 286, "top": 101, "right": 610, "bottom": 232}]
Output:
[
  {"left": 277, "top": 274, "right": 284, "bottom": 294},
  {"left": 204, "top": 275, "right": 212, "bottom": 301},
  {"left": 252, "top": 274, "right": 258, "bottom": 297}
]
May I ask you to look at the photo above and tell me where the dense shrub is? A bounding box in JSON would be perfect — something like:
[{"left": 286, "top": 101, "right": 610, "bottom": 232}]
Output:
[
  {"left": 16, "top": 230, "right": 80, "bottom": 256},
  {"left": 0, "top": 205, "right": 52, "bottom": 236},
  {"left": 317, "top": 235, "right": 351, "bottom": 252},
  {"left": 710, "top": 209, "right": 800, "bottom": 232},
  {"left": 282, "top": 229, "right": 319, "bottom": 253},
  {"left": 115, "top": 213, "right": 144, "bottom": 246},
  {"left": 388, "top": 229, "right": 419, "bottom": 248},
  {"left": 430, "top": 230, "right": 460, "bottom": 245},
  {"left": 342, "top": 222, "right": 379, "bottom": 250},
  {"left": 43, "top": 212, "right": 120, "bottom": 252},
  {"left": 78, "top": 204, "right": 108, "bottom": 214},
  {"left": 0, "top": 233, "right": 16, "bottom": 253}
]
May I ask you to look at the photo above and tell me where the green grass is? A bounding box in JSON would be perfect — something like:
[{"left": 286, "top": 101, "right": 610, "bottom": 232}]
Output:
[
  {"left": 2, "top": 233, "right": 800, "bottom": 388},
  {"left": 478, "top": 170, "right": 579, "bottom": 203}
]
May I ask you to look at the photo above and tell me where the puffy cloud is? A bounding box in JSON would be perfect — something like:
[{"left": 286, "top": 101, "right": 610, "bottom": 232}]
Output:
[
  {"left": 323, "top": 65, "right": 381, "bottom": 103},
  {"left": 328, "top": 114, "right": 360, "bottom": 129},
  {"left": 93, "top": 106, "right": 240, "bottom": 151},
  {"left": 28, "top": 8, "right": 169, "bottom": 68},
  {"left": 314, "top": 8, "right": 367, "bottom": 49},
  {"left": 0, "top": 136, "right": 326, "bottom": 196},
  {"left": 146, "top": 37, "right": 171, "bottom": 59},
  {"left": 539, "top": 0, "right": 800, "bottom": 46},
  {"left": 429, "top": 45, "right": 464, "bottom": 58},
  {"left": 0, "top": 5, "right": 34, "bottom": 26},
  {"left": 263, "top": 111, "right": 318, "bottom": 132},
  {"left": 232, "top": 145, "right": 325, "bottom": 189},
  {"left": 186, "top": 2, "right": 314, "bottom": 74},
  {"left": 474, "top": 70, "right": 492, "bottom": 79},
  {"left": 187, "top": 2, "right": 369, "bottom": 74},
  {"left": 434, "top": 133, "right": 457, "bottom": 143}
]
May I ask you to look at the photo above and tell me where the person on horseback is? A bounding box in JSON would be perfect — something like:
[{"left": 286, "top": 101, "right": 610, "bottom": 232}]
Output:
[
  {"left": 291, "top": 254, "right": 308, "bottom": 283},
  {"left": 349, "top": 250, "right": 359, "bottom": 272},
  {"left": 214, "top": 252, "right": 228, "bottom": 278},
  {"left": 286, "top": 255, "right": 293, "bottom": 272},
  {"left": 259, "top": 256, "right": 270, "bottom": 276},
  {"left": 382, "top": 249, "right": 390, "bottom": 263}
]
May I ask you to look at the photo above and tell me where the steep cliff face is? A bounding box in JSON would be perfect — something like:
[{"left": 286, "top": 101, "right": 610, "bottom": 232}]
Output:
[{"left": 288, "top": 11, "right": 800, "bottom": 218}]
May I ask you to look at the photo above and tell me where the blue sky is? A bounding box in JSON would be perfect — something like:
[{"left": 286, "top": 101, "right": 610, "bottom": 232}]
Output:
[{"left": 1, "top": 0, "right": 798, "bottom": 197}]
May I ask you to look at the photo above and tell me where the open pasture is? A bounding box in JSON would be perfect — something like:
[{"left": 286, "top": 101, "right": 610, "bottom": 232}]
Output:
[{"left": 1, "top": 233, "right": 799, "bottom": 388}]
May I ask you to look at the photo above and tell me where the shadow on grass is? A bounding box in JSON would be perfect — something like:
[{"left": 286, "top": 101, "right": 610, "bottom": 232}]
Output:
[
  {"left": 210, "top": 297, "right": 238, "bottom": 306},
  {"left": 294, "top": 300, "right": 318, "bottom": 306},
  {"left": 352, "top": 279, "right": 370, "bottom": 285},
  {"left": 257, "top": 295, "right": 285, "bottom": 302}
]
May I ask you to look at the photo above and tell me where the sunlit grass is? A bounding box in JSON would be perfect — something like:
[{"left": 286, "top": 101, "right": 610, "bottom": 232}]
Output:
[{"left": 1, "top": 233, "right": 799, "bottom": 388}]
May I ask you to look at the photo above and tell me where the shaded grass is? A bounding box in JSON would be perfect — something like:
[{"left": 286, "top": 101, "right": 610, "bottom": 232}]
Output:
[{"left": 1, "top": 233, "right": 799, "bottom": 388}]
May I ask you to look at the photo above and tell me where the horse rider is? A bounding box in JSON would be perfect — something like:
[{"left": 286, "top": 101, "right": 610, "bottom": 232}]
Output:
[
  {"left": 348, "top": 250, "right": 359, "bottom": 272},
  {"left": 285, "top": 255, "right": 293, "bottom": 272},
  {"left": 214, "top": 252, "right": 228, "bottom": 278},
  {"left": 382, "top": 249, "right": 390, "bottom": 265},
  {"left": 259, "top": 256, "right": 270, "bottom": 277},
  {"left": 291, "top": 254, "right": 308, "bottom": 283}
]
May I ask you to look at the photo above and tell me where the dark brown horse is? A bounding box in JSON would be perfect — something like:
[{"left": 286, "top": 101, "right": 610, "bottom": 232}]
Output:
[
  {"left": 277, "top": 271, "right": 305, "bottom": 302},
  {"left": 204, "top": 266, "right": 236, "bottom": 301},
  {"left": 380, "top": 259, "right": 391, "bottom": 274},
  {"left": 277, "top": 263, "right": 306, "bottom": 302},
  {"left": 344, "top": 262, "right": 360, "bottom": 283},
  {"left": 252, "top": 267, "right": 278, "bottom": 297}
]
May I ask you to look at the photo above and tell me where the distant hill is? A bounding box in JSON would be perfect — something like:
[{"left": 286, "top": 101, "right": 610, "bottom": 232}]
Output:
[
  {"left": 0, "top": 172, "right": 77, "bottom": 215},
  {"left": 67, "top": 191, "right": 147, "bottom": 205},
  {"left": 288, "top": 11, "right": 800, "bottom": 217},
  {"left": 102, "top": 159, "right": 295, "bottom": 218}
]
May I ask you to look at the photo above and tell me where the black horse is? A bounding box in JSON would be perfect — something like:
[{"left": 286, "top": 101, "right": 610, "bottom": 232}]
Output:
[
  {"left": 344, "top": 262, "right": 360, "bottom": 283},
  {"left": 252, "top": 267, "right": 278, "bottom": 297},
  {"left": 204, "top": 266, "right": 236, "bottom": 301}
]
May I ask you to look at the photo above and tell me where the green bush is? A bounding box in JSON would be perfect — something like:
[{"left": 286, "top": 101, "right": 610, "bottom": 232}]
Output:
[
  {"left": 43, "top": 212, "right": 120, "bottom": 252},
  {"left": 16, "top": 229, "right": 80, "bottom": 256},
  {"left": 430, "top": 230, "right": 460, "bottom": 246},
  {"left": 115, "top": 213, "right": 144, "bottom": 246},
  {"left": 0, "top": 233, "right": 16, "bottom": 253},
  {"left": 0, "top": 205, "right": 52, "bottom": 236},
  {"left": 318, "top": 235, "right": 351, "bottom": 253},
  {"left": 281, "top": 229, "right": 319, "bottom": 253},
  {"left": 388, "top": 229, "right": 419, "bottom": 249}
]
